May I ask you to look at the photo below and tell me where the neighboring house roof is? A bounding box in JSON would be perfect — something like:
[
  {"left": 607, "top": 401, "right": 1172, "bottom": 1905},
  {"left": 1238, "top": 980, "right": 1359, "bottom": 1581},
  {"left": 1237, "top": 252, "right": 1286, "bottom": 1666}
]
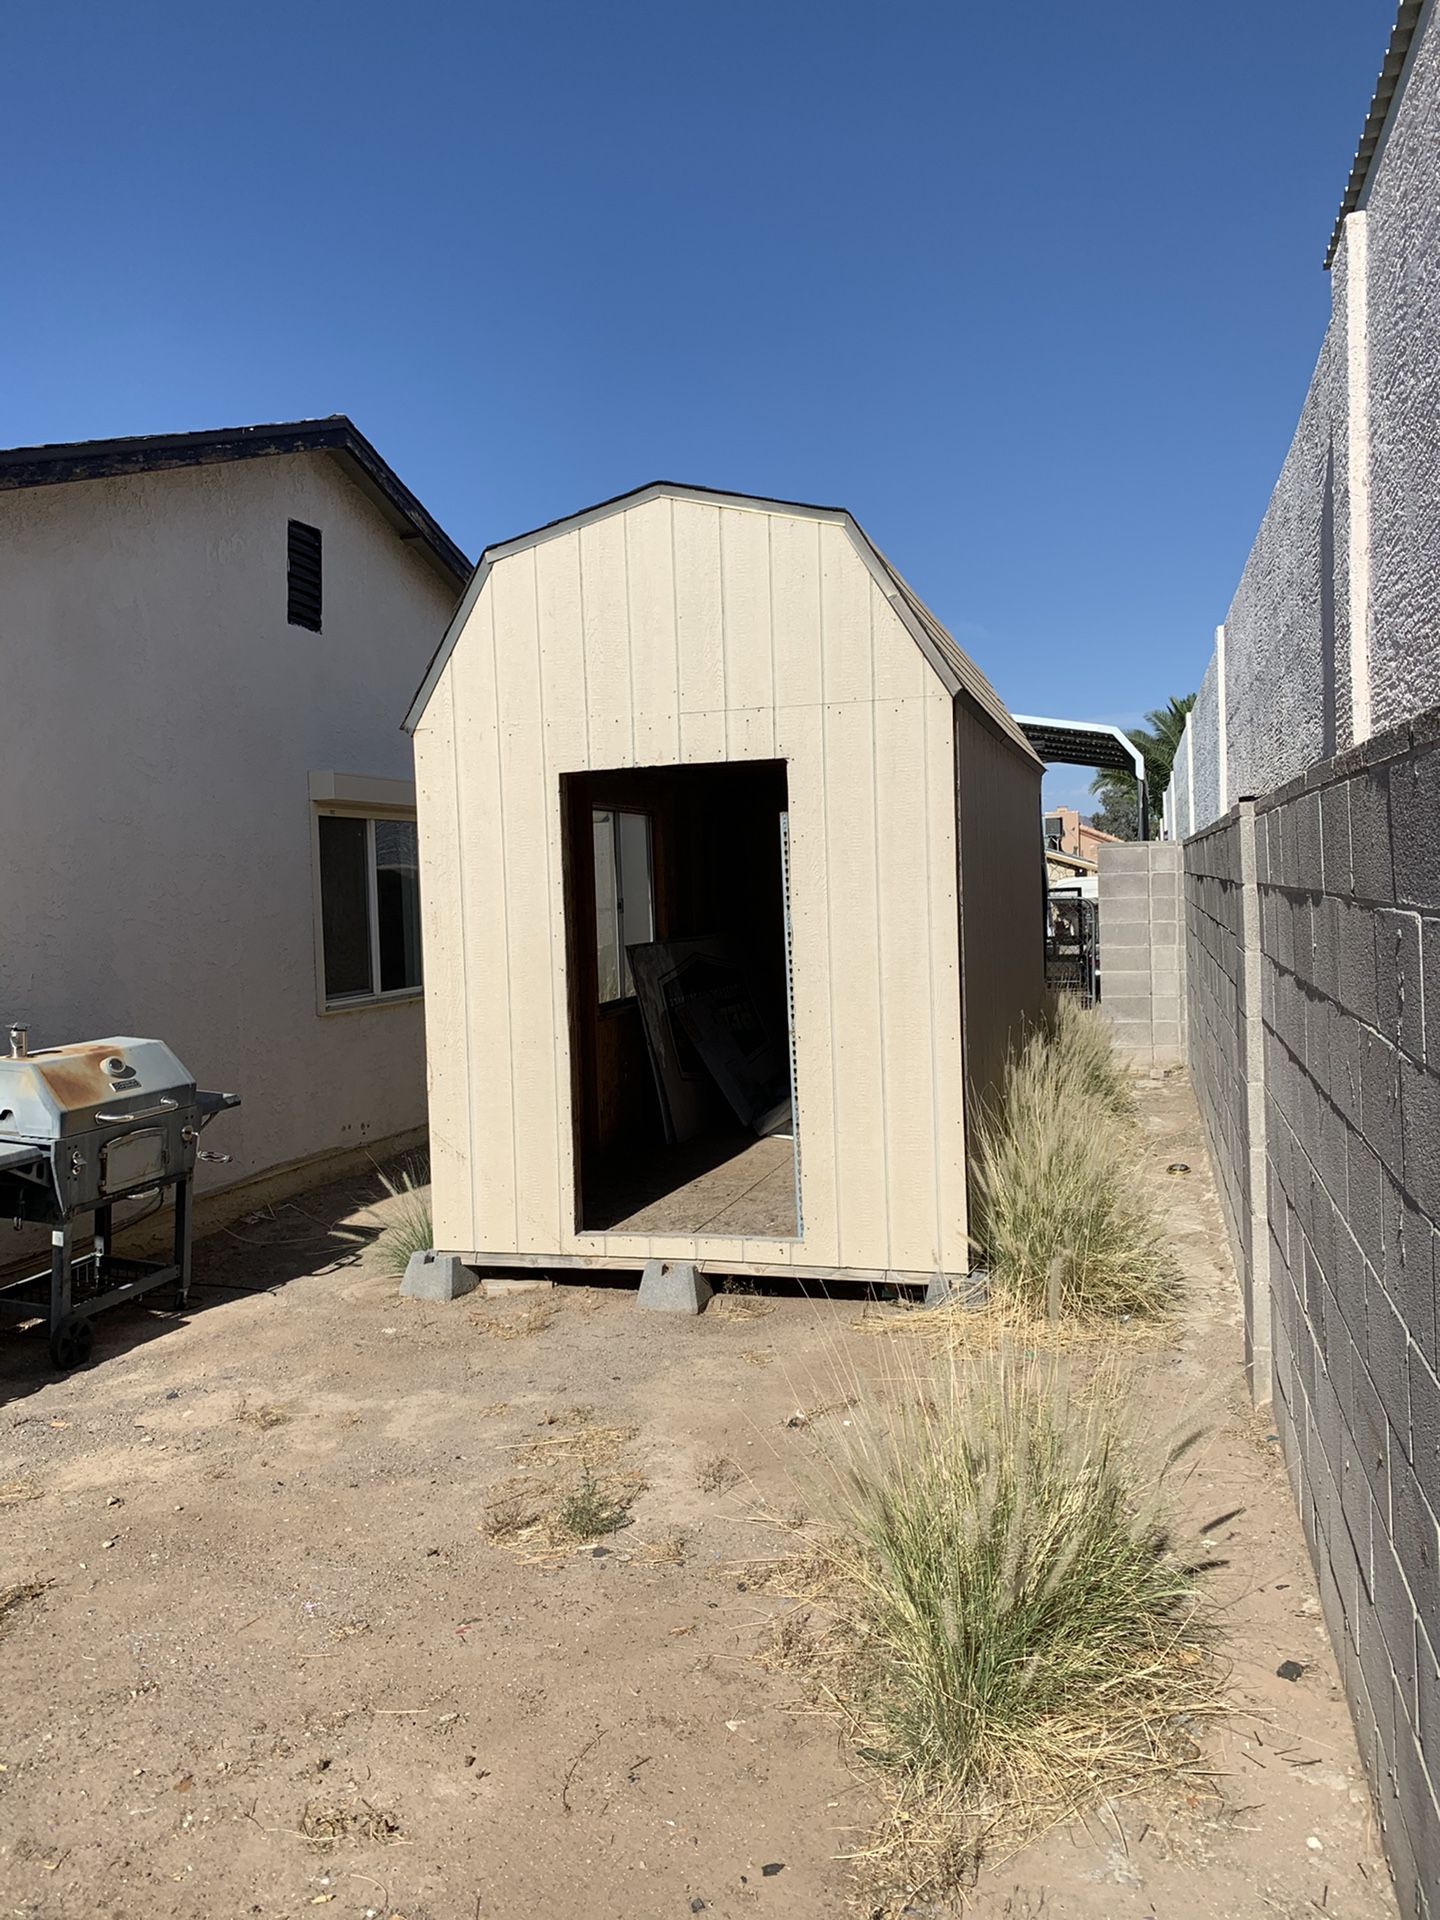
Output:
[
  {"left": 1046, "top": 848, "right": 1098, "bottom": 875},
  {"left": 0, "top": 416, "right": 470, "bottom": 590},
  {"left": 1324, "top": 0, "right": 1425, "bottom": 268},
  {"left": 403, "top": 480, "right": 1038, "bottom": 762}
]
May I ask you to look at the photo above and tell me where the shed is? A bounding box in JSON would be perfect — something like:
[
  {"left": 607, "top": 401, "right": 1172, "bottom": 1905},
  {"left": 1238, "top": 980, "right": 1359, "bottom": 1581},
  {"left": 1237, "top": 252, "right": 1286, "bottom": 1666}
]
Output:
[{"left": 404, "top": 483, "right": 1044, "bottom": 1290}]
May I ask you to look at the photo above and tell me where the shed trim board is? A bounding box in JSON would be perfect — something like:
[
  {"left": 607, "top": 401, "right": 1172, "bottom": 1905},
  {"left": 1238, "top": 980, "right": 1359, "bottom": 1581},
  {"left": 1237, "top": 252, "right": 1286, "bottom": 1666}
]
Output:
[
  {"left": 459, "top": 1249, "right": 961, "bottom": 1289},
  {"left": 413, "top": 484, "right": 1043, "bottom": 1285}
]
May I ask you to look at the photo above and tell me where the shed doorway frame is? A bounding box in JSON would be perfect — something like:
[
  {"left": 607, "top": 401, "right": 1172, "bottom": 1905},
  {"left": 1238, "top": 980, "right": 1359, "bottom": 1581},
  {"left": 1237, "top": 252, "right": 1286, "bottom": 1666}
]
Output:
[{"left": 560, "top": 758, "right": 800, "bottom": 1243}]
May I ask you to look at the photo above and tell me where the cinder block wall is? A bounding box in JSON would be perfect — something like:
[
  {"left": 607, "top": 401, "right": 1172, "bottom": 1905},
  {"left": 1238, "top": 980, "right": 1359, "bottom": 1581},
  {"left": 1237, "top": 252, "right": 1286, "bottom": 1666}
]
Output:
[
  {"left": 1185, "top": 707, "right": 1440, "bottom": 1915},
  {"left": 1096, "top": 842, "right": 1186, "bottom": 1069}
]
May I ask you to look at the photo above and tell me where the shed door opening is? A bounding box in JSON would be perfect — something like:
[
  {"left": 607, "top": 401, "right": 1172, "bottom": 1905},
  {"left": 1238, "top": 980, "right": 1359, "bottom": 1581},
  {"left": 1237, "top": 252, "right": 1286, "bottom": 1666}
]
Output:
[{"left": 562, "top": 759, "right": 798, "bottom": 1239}]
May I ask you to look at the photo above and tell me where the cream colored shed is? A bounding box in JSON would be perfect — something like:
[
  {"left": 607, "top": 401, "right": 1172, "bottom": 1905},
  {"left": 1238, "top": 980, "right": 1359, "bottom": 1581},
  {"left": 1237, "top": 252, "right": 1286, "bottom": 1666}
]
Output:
[{"left": 404, "top": 484, "right": 1043, "bottom": 1290}]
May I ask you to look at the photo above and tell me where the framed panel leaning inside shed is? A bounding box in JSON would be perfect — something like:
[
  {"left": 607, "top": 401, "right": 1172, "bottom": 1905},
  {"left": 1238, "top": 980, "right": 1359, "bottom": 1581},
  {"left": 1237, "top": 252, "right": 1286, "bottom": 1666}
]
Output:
[{"left": 404, "top": 483, "right": 1044, "bottom": 1293}]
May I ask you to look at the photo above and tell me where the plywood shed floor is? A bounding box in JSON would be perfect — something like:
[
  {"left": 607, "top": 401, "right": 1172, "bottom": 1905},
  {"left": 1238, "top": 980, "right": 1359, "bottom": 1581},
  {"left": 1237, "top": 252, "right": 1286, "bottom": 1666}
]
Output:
[{"left": 584, "top": 1131, "right": 797, "bottom": 1237}]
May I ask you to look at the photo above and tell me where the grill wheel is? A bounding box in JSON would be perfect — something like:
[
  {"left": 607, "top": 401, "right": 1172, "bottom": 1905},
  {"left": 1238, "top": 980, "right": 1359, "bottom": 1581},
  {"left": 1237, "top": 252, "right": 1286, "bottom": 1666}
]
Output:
[{"left": 49, "top": 1317, "right": 94, "bottom": 1370}]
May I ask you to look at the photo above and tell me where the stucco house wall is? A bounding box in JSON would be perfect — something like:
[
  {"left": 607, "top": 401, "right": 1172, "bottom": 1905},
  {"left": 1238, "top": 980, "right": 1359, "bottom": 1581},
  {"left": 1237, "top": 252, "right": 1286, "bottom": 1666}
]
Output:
[{"left": 0, "top": 442, "right": 461, "bottom": 1206}]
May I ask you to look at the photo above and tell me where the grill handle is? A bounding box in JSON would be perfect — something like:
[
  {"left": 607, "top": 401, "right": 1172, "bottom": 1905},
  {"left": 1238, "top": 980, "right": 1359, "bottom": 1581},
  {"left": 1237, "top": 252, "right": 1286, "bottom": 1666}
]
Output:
[{"left": 93, "top": 1096, "right": 180, "bottom": 1124}]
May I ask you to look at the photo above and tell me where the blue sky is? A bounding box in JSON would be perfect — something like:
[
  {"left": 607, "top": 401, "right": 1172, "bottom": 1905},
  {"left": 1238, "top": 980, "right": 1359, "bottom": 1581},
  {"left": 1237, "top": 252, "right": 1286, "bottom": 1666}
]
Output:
[{"left": 6, "top": 1, "right": 1394, "bottom": 811}]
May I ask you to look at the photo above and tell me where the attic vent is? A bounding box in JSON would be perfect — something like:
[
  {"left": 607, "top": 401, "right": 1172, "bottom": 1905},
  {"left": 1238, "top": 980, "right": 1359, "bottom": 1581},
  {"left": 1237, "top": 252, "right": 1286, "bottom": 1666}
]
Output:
[{"left": 287, "top": 519, "right": 323, "bottom": 631}]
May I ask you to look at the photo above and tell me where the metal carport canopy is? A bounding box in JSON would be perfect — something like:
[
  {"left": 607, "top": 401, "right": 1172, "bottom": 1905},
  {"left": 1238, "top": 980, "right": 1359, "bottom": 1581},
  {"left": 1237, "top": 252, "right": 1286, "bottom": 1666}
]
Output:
[{"left": 1012, "top": 714, "right": 1148, "bottom": 839}]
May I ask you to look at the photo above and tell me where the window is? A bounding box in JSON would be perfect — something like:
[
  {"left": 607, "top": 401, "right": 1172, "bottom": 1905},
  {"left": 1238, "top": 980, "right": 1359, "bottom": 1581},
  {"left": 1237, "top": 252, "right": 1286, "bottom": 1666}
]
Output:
[
  {"left": 317, "top": 813, "right": 422, "bottom": 1005},
  {"left": 288, "top": 519, "right": 323, "bottom": 631},
  {"left": 592, "top": 807, "right": 654, "bottom": 1002}
]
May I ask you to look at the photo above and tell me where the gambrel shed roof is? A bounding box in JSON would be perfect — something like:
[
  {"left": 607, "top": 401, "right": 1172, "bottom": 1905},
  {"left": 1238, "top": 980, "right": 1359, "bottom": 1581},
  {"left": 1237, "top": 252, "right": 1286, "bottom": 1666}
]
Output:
[{"left": 403, "top": 481, "right": 1037, "bottom": 762}]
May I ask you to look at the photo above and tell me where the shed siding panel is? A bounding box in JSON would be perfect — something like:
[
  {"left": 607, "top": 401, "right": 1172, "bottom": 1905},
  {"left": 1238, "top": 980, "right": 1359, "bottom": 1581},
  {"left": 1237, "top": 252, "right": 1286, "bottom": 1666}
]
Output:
[
  {"left": 624, "top": 497, "right": 682, "bottom": 765},
  {"left": 450, "top": 593, "right": 519, "bottom": 1247},
  {"left": 492, "top": 555, "right": 564, "bottom": 1252},
  {"left": 774, "top": 700, "right": 839, "bottom": 1263},
  {"left": 673, "top": 499, "right": 727, "bottom": 763},
  {"left": 422, "top": 496, "right": 1001, "bottom": 1278},
  {"left": 954, "top": 698, "right": 1046, "bottom": 1126},
  {"left": 874, "top": 695, "right": 944, "bottom": 1271},
  {"left": 719, "top": 506, "right": 776, "bottom": 761},
  {"left": 926, "top": 692, "right": 969, "bottom": 1274},
  {"left": 535, "top": 536, "right": 590, "bottom": 772},
  {"left": 579, "top": 515, "right": 633, "bottom": 769},
  {"left": 412, "top": 673, "right": 475, "bottom": 1253},
  {"left": 822, "top": 696, "right": 888, "bottom": 1265}
]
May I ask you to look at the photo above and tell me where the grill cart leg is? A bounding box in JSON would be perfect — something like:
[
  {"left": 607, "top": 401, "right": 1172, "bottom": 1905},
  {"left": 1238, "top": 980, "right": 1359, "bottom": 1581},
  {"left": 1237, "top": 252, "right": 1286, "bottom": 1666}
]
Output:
[
  {"left": 50, "top": 1223, "right": 72, "bottom": 1331},
  {"left": 172, "top": 1173, "right": 193, "bottom": 1310},
  {"left": 93, "top": 1202, "right": 112, "bottom": 1286},
  {"left": 47, "top": 1224, "right": 93, "bottom": 1369}
]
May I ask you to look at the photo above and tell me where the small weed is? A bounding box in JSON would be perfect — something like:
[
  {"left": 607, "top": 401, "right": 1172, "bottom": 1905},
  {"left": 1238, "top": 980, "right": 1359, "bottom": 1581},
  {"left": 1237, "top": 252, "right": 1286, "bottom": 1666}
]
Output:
[
  {"left": 556, "top": 1468, "right": 635, "bottom": 1541},
  {"left": 697, "top": 1452, "right": 742, "bottom": 1494},
  {"left": 0, "top": 1579, "right": 48, "bottom": 1638},
  {"left": 636, "top": 1528, "right": 688, "bottom": 1565},
  {"left": 237, "top": 1402, "right": 290, "bottom": 1430}
]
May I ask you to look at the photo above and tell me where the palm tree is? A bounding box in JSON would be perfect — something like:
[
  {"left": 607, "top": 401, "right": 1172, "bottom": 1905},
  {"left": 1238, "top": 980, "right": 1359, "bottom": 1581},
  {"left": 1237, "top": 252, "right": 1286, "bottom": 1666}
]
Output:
[{"left": 1089, "top": 693, "right": 1196, "bottom": 839}]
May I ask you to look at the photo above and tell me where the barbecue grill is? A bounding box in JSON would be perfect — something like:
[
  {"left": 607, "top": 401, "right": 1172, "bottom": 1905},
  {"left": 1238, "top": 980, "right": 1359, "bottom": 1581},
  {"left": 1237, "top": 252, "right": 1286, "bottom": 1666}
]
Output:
[{"left": 0, "top": 1024, "right": 239, "bottom": 1368}]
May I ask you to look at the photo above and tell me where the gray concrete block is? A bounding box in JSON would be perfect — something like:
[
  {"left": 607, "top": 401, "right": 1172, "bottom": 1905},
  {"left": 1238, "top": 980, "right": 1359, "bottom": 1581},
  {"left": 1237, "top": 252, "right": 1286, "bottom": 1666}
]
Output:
[
  {"left": 1348, "top": 1129, "right": 1385, "bottom": 1271},
  {"left": 1321, "top": 779, "right": 1353, "bottom": 895},
  {"left": 1360, "top": 1028, "right": 1403, "bottom": 1170},
  {"left": 1102, "top": 870, "right": 1152, "bottom": 902},
  {"left": 1102, "top": 994, "right": 1154, "bottom": 1025},
  {"left": 1424, "top": 917, "right": 1440, "bottom": 1069},
  {"left": 1392, "top": 747, "right": 1440, "bottom": 912},
  {"left": 1099, "top": 843, "right": 1152, "bottom": 874},
  {"left": 1295, "top": 791, "right": 1324, "bottom": 894},
  {"left": 1392, "top": 1456, "right": 1440, "bottom": 1627},
  {"left": 1347, "top": 765, "right": 1394, "bottom": 906},
  {"left": 1338, "top": 900, "right": 1380, "bottom": 1028},
  {"left": 1401, "top": 1056, "right": 1440, "bottom": 1223},
  {"left": 401, "top": 1250, "right": 479, "bottom": 1302},
  {"left": 637, "top": 1259, "right": 712, "bottom": 1314},
  {"left": 1366, "top": 1275, "right": 1412, "bottom": 1420}
]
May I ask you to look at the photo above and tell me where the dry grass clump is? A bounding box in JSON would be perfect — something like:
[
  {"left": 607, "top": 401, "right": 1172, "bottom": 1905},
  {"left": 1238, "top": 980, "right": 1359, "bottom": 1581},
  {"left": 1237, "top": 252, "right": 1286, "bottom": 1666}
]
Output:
[
  {"left": 484, "top": 1406, "right": 644, "bottom": 1555},
  {"left": 757, "top": 1348, "right": 1219, "bottom": 1904},
  {"left": 337, "top": 1152, "right": 432, "bottom": 1278},
  {"left": 712, "top": 1279, "right": 777, "bottom": 1322},
  {"left": 484, "top": 1297, "right": 558, "bottom": 1339},
  {"left": 970, "top": 1009, "right": 1176, "bottom": 1321},
  {"left": 369, "top": 1156, "right": 433, "bottom": 1280},
  {"left": 299, "top": 1798, "right": 404, "bottom": 1848},
  {"left": 1046, "top": 991, "right": 1136, "bottom": 1120}
]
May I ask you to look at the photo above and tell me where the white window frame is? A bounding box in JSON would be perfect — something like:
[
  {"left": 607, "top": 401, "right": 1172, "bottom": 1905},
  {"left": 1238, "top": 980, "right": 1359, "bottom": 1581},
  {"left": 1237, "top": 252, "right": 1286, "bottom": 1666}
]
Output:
[
  {"left": 594, "top": 805, "right": 654, "bottom": 1006},
  {"left": 309, "top": 774, "right": 423, "bottom": 1016}
]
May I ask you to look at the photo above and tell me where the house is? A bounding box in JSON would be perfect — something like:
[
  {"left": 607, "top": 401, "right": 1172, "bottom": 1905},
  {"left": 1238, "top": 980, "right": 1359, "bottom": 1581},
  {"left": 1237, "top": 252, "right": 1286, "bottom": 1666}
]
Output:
[
  {"left": 1044, "top": 845, "right": 1099, "bottom": 901},
  {"left": 1043, "top": 804, "right": 1121, "bottom": 867},
  {"left": 0, "top": 418, "right": 469, "bottom": 1218},
  {"left": 405, "top": 482, "right": 1043, "bottom": 1291}
]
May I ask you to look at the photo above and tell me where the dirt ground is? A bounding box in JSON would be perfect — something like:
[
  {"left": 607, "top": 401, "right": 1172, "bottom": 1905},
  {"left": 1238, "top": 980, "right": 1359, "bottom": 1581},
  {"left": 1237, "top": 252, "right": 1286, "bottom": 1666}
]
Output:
[{"left": 0, "top": 1078, "right": 1398, "bottom": 1919}]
